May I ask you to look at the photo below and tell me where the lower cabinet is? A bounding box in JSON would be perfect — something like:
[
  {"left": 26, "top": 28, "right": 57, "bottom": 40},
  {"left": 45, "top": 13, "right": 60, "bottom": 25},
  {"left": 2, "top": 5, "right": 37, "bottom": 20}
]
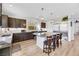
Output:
[
  {"left": 0, "top": 47, "right": 10, "bottom": 56},
  {"left": 12, "top": 32, "right": 34, "bottom": 43}
]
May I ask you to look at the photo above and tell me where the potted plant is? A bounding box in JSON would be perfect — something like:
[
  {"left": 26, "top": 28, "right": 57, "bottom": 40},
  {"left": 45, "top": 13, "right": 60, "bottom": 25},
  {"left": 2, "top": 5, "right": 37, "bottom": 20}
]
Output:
[{"left": 62, "top": 16, "right": 68, "bottom": 21}]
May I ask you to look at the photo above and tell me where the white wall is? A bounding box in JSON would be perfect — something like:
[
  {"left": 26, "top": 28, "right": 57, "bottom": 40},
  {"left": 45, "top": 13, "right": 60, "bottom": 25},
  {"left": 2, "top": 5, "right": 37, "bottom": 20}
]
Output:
[
  {"left": 60, "top": 23, "right": 68, "bottom": 32},
  {"left": 75, "top": 23, "right": 79, "bottom": 34},
  {"left": 51, "top": 22, "right": 68, "bottom": 32},
  {"left": 70, "top": 14, "right": 79, "bottom": 35},
  {"left": 46, "top": 21, "right": 53, "bottom": 32},
  {"left": 52, "top": 24, "right": 59, "bottom": 31},
  {"left": 68, "top": 15, "right": 76, "bottom": 41}
]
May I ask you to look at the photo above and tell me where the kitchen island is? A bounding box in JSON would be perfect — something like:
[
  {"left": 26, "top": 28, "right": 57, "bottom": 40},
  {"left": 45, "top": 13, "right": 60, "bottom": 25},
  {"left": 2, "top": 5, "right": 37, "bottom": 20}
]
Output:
[
  {"left": 33, "top": 32, "right": 48, "bottom": 49},
  {"left": 12, "top": 32, "right": 34, "bottom": 43},
  {"left": 36, "top": 35, "right": 47, "bottom": 49},
  {"left": 12, "top": 31, "right": 47, "bottom": 43},
  {"left": 34, "top": 32, "right": 61, "bottom": 49}
]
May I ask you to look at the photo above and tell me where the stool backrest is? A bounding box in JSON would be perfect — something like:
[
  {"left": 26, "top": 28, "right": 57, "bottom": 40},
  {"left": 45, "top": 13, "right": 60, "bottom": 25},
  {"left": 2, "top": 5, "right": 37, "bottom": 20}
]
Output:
[
  {"left": 57, "top": 34, "right": 60, "bottom": 40},
  {"left": 47, "top": 36, "right": 52, "bottom": 46},
  {"left": 52, "top": 35, "right": 57, "bottom": 40},
  {"left": 60, "top": 33, "right": 62, "bottom": 39}
]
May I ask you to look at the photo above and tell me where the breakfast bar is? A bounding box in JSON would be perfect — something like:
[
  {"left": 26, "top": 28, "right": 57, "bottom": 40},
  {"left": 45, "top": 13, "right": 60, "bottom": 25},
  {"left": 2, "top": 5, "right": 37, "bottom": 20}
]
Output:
[{"left": 33, "top": 32, "right": 61, "bottom": 49}]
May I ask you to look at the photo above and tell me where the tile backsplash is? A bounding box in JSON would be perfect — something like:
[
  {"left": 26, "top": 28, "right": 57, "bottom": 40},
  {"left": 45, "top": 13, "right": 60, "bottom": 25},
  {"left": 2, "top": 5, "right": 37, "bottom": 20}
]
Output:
[{"left": 0, "top": 28, "right": 27, "bottom": 35}]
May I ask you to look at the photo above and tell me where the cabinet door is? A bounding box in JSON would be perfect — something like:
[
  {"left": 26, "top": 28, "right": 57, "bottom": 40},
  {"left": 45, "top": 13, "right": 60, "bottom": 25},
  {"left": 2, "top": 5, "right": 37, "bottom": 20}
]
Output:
[
  {"left": 0, "top": 3, "right": 2, "bottom": 26},
  {"left": 15, "top": 19, "right": 21, "bottom": 28},
  {"left": 8, "top": 18, "right": 16, "bottom": 28},
  {"left": 20, "top": 20, "right": 26, "bottom": 28},
  {"left": 8, "top": 17, "right": 26, "bottom": 28},
  {"left": 0, "top": 16, "right": 1, "bottom": 26},
  {"left": 41, "top": 22, "right": 46, "bottom": 28},
  {"left": 2, "top": 15, "right": 8, "bottom": 28},
  {"left": 12, "top": 33, "right": 22, "bottom": 43}
]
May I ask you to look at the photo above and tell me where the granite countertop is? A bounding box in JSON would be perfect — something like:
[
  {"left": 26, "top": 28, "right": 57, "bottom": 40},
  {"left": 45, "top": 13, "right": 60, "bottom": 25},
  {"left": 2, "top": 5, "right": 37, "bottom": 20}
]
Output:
[
  {"left": 1, "top": 34, "right": 11, "bottom": 37},
  {"left": 33, "top": 31, "right": 47, "bottom": 33}
]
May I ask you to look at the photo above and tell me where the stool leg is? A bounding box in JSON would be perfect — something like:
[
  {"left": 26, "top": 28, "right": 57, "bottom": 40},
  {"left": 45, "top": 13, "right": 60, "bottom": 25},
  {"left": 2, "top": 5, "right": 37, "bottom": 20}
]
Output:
[
  {"left": 60, "top": 39, "right": 62, "bottom": 46},
  {"left": 57, "top": 40, "right": 59, "bottom": 48},
  {"left": 43, "top": 44, "right": 44, "bottom": 52},
  {"left": 48, "top": 45, "right": 51, "bottom": 56},
  {"left": 53, "top": 41, "right": 56, "bottom": 51},
  {"left": 48, "top": 47, "right": 49, "bottom": 56}
]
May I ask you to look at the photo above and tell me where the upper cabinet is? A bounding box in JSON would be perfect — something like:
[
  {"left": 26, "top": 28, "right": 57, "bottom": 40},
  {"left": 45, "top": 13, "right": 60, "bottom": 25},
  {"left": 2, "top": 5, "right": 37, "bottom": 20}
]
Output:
[
  {"left": 0, "top": 3, "right": 2, "bottom": 26},
  {"left": 20, "top": 20, "right": 26, "bottom": 28},
  {"left": 2, "top": 15, "right": 8, "bottom": 28},
  {"left": 0, "top": 3, "right": 1, "bottom": 15},
  {"left": 41, "top": 22, "right": 46, "bottom": 28},
  {"left": 2, "top": 15, "right": 26, "bottom": 28},
  {"left": 8, "top": 17, "right": 16, "bottom": 28},
  {"left": 8, "top": 17, "right": 26, "bottom": 28}
]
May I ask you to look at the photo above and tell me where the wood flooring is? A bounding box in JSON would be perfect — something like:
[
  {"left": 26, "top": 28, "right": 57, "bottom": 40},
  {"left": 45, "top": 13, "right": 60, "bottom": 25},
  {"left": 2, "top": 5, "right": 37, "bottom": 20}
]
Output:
[{"left": 12, "top": 35, "right": 79, "bottom": 56}]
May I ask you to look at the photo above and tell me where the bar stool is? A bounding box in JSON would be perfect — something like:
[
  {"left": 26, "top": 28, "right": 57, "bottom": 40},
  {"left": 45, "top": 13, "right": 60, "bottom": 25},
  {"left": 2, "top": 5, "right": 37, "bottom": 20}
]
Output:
[
  {"left": 52, "top": 35, "right": 57, "bottom": 51},
  {"left": 59, "top": 33, "right": 62, "bottom": 46},
  {"left": 56, "top": 33, "right": 62, "bottom": 48},
  {"left": 56, "top": 34, "right": 60, "bottom": 48},
  {"left": 43, "top": 36, "right": 52, "bottom": 55}
]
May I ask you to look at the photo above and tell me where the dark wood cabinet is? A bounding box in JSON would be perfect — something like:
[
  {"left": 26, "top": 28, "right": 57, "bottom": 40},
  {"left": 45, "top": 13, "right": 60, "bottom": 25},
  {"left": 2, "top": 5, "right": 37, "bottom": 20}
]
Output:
[
  {"left": 12, "top": 32, "right": 34, "bottom": 43},
  {"left": 2, "top": 15, "right": 8, "bottom": 28},
  {"left": 0, "top": 15, "right": 1, "bottom": 26},
  {"left": 8, "top": 17, "right": 16, "bottom": 27},
  {"left": 41, "top": 22, "right": 46, "bottom": 28},
  {"left": 0, "top": 3, "right": 2, "bottom": 26},
  {"left": 20, "top": 20, "right": 26, "bottom": 28},
  {"left": 1, "top": 15, "right": 26, "bottom": 28},
  {"left": 8, "top": 17, "right": 26, "bottom": 28},
  {"left": 0, "top": 47, "right": 10, "bottom": 56}
]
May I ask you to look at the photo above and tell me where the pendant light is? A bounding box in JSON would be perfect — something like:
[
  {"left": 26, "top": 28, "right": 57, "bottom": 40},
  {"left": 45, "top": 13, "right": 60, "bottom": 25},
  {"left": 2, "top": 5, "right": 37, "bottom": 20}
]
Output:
[{"left": 41, "top": 8, "right": 45, "bottom": 22}]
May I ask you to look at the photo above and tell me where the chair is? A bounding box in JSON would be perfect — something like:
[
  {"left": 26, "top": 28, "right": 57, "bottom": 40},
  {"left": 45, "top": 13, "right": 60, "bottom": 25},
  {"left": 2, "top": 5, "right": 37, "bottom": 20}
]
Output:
[{"left": 43, "top": 36, "right": 52, "bottom": 55}]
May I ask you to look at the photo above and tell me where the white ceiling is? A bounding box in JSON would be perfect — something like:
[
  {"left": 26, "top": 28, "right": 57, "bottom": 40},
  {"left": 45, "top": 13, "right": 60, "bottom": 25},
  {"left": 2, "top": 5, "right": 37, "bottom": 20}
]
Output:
[{"left": 2, "top": 3, "right": 79, "bottom": 20}]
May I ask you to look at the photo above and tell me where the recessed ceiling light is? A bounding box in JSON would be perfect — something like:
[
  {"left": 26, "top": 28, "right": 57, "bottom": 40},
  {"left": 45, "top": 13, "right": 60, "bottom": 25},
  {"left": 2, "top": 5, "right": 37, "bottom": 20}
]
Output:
[{"left": 41, "top": 17, "right": 44, "bottom": 20}]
